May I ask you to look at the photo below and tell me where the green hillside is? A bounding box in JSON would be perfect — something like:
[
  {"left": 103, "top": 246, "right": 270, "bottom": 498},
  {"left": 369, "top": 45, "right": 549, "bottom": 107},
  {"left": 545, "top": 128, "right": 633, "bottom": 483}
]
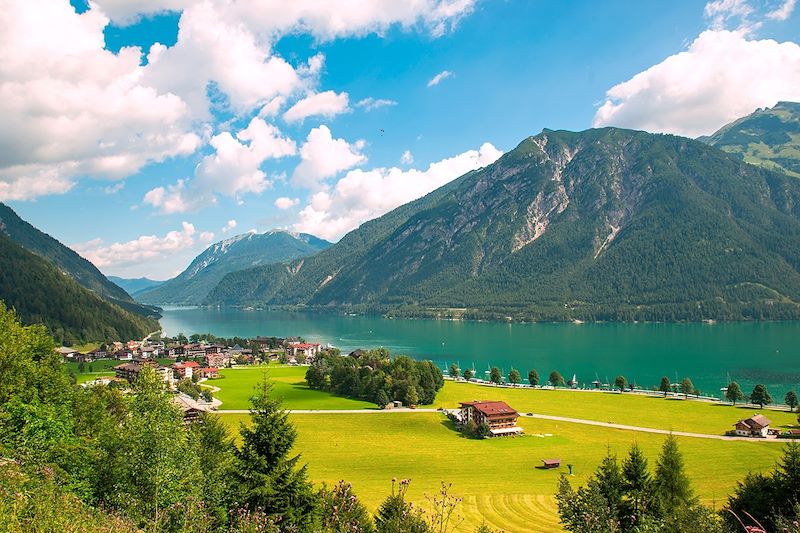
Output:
[
  {"left": 0, "top": 233, "right": 159, "bottom": 344},
  {"left": 137, "top": 230, "right": 330, "bottom": 305},
  {"left": 108, "top": 276, "right": 165, "bottom": 297},
  {"left": 0, "top": 202, "right": 160, "bottom": 318},
  {"left": 206, "top": 127, "right": 800, "bottom": 321},
  {"left": 704, "top": 101, "right": 800, "bottom": 178}
]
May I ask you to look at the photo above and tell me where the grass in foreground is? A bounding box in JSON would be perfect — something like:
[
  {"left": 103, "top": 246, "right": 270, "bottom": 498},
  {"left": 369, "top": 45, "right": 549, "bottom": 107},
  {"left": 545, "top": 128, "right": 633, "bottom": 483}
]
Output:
[
  {"left": 218, "top": 412, "right": 786, "bottom": 533},
  {"left": 213, "top": 366, "right": 374, "bottom": 410}
]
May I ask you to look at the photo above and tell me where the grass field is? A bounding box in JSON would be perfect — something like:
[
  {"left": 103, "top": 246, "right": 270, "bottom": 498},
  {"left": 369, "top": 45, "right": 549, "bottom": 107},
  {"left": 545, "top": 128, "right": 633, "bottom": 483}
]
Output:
[
  {"left": 218, "top": 412, "right": 788, "bottom": 533},
  {"left": 212, "top": 366, "right": 374, "bottom": 410}
]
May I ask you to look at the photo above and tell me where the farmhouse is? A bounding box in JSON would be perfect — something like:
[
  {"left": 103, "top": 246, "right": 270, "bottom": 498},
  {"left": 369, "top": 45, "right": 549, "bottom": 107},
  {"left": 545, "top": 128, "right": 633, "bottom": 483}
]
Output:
[
  {"left": 733, "top": 414, "right": 772, "bottom": 437},
  {"left": 459, "top": 400, "right": 523, "bottom": 436}
]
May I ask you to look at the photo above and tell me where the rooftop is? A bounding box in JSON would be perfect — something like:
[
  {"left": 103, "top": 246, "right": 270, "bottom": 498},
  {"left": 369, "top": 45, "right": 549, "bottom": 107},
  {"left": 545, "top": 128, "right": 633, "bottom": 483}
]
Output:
[{"left": 460, "top": 400, "right": 519, "bottom": 418}]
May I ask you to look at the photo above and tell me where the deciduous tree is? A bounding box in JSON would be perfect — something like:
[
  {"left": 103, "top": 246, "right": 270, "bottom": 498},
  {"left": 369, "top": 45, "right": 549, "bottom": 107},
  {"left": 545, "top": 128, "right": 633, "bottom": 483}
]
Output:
[
  {"left": 659, "top": 376, "right": 671, "bottom": 397},
  {"left": 750, "top": 384, "right": 772, "bottom": 408},
  {"left": 489, "top": 367, "right": 502, "bottom": 385},
  {"left": 508, "top": 368, "right": 521, "bottom": 385},
  {"left": 725, "top": 381, "right": 744, "bottom": 405},
  {"left": 528, "top": 369, "right": 539, "bottom": 387}
]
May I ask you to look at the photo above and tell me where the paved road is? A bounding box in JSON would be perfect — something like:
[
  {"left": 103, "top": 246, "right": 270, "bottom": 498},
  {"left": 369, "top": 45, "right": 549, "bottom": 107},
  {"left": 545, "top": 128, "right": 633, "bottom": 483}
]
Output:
[{"left": 214, "top": 408, "right": 787, "bottom": 443}]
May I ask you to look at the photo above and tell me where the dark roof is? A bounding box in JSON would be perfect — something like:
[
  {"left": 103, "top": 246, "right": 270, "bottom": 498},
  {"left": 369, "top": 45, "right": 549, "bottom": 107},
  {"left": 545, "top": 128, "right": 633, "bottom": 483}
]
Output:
[{"left": 349, "top": 349, "right": 365, "bottom": 358}]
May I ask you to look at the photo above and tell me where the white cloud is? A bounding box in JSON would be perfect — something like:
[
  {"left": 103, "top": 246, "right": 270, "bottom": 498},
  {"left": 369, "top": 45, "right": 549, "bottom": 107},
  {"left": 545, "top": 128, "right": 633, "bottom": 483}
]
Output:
[
  {"left": 199, "top": 231, "right": 215, "bottom": 243},
  {"left": 275, "top": 197, "right": 300, "bottom": 210},
  {"left": 427, "top": 70, "right": 453, "bottom": 87},
  {"left": 283, "top": 90, "right": 350, "bottom": 123},
  {"left": 704, "top": 0, "right": 756, "bottom": 30},
  {"left": 293, "top": 142, "right": 503, "bottom": 240},
  {"left": 104, "top": 182, "right": 126, "bottom": 194},
  {"left": 292, "top": 126, "right": 366, "bottom": 190},
  {"left": 89, "top": 0, "right": 187, "bottom": 25},
  {"left": 258, "top": 96, "right": 286, "bottom": 118},
  {"left": 767, "top": 0, "right": 797, "bottom": 20},
  {"left": 401, "top": 150, "right": 414, "bottom": 165},
  {"left": 355, "top": 97, "right": 398, "bottom": 111},
  {"left": 221, "top": 219, "right": 237, "bottom": 233},
  {"left": 144, "top": 118, "right": 296, "bottom": 212},
  {"left": 72, "top": 221, "right": 202, "bottom": 268},
  {"left": 0, "top": 0, "right": 201, "bottom": 201},
  {"left": 592, "top": 30, "right": 800, "bottom": 138}
]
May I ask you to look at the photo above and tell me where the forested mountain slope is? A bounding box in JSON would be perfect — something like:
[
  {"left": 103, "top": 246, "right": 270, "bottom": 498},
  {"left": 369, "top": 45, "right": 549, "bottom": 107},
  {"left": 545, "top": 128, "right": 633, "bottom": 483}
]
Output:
[
  {"left": 0, "top": 233, "right": 159, "bottom": 344},
  {"left": 206, "top": 127, "right": 800, "bottom": 321},
  {"left": 0, "top": 203, "right": 160, "bottom": 318}
]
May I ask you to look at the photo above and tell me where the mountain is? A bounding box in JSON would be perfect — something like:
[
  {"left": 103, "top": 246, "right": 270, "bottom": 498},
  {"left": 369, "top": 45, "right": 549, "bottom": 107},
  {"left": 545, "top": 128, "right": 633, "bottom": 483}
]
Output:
[
  {"left": 703, "top": 101, "right": 800, "bottom": 178},
  {"left": 136, "top": 230, "right": 331, "bottom": 305},
  {"left": 205, "top": 127, "right": 800, "bottom": 321},
  {"left": 108, "top": 276, "right": 165, "bottom": 297},
  {"left": 0, "top": 203, "right": 160, "bottom": 318},
  {"left": 0, "top": 232, "right": 159, "bottom": 344}
]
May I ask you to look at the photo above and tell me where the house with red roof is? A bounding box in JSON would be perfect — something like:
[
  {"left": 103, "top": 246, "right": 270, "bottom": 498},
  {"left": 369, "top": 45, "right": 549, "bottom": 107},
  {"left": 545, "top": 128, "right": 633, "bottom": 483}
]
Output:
[
  {"left": 733, "top": 414, "right": 771, "bottom": 437},
  {"left": 286, "top": 342, "right": 321, "bottom": 362},
  {"left": 172, "top": 360, "right": 199, "bottom": 380},
  {"left": 459, "top": 400, "right": 523, "bottom": 436}
]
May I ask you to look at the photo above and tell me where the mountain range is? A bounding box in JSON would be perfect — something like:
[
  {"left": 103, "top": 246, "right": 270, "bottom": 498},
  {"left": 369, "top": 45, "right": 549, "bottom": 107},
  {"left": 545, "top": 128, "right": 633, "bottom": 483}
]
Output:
[
  {"left": 108, "top": 276, "right": 165, "bottom": 298},
  {"left": 703, "top": 101, "right": 800, "bottom": 178},
  {"left": 204, "top": 125, "right": 800, "bottom": 321},
  {"left": 136, "top": 231, "right": 331, "bottom": 305}
]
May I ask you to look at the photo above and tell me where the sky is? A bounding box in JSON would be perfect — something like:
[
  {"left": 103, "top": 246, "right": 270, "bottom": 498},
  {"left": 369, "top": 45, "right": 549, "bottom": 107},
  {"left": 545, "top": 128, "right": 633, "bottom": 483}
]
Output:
[{"left": 1, "top": 0, "right": 799, "bottom": 280}]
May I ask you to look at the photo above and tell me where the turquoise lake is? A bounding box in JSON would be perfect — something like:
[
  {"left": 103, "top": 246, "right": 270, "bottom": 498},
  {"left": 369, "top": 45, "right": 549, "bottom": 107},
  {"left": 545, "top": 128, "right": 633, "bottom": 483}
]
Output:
[{"left": 160, "top": 307, "right": 800, "bottom": 401}]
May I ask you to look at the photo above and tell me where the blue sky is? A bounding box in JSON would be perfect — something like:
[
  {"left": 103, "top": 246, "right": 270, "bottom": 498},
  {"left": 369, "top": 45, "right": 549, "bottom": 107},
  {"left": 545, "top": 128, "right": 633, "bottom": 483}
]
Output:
[{"left": 2, "top": 0, "right": 799, "bottom": 279}]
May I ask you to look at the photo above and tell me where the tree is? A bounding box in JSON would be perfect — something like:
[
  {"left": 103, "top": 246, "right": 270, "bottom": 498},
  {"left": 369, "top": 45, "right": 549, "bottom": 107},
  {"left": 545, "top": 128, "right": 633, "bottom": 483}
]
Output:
[
  {"left": 508, "top": 368, "right": 521, "bottom": 385},
  {"left": 404, "top": 384, "right": 420, "bottom": 406},
  {"left": 659, "top": 376, "right": 671, "bottom": 397},
  {"left": 462, "top": 368, "right": 473, "bottom": 381},
  {"left": 594, "top": 448, "right": 624, "bottom": 512},
  {"left": 725, "top": 381, "right": 744, "bottom": 405},
  {"left": 78, "top": 361, "right": 85, "bottom": 373},
  {"left": 614, "top": 375, "right": 627, "bottom": 392},
  {"left": 375, "top": 389, "right": 390, "bottom": 409},
  {"left": 750, "top": 384, "right": 772, "bottom": 408},
  {"left": 489, "top": 367, "right": 502, "bottom": 385},
  {"left": 448, "top": 363, "right": 460, "bottom": 379},
  {"left": 549, "top": 370, "right": 565, "bottom": 388},
  {"left": 556, "top": 475, "right": 620, "bottom": 533},
  {"left": 528, "top": 369, "right": 539, "bottom": 387},
  {"left": 622, "top": 443, "right": 652, "bottom": 516},
  {"left": 234, "top": 377, "right": 317, "bottom": 529},
  {"left": 88, "top": 364, "right": 94, "bottom": 373},
  {"left": 653, "top": 435, "right": 693, "bottom": 513},
  {"left": 785, "top": 390, "right": 798, "bottom": 412},
  {"left": 374, "top": 479, "right": 429, "bottom": 533},
  {"left": 680, "top": 377, "right": 694, "bottom": 399},
  {"left": 475, "top": 422, "right": 491, "bottom": 439}
]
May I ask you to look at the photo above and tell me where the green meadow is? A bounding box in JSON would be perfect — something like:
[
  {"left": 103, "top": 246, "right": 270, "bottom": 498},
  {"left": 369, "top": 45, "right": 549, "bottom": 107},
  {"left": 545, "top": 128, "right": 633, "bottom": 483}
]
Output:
[{"left": 211, "top": 366, "right": 798, "bottom": 532}]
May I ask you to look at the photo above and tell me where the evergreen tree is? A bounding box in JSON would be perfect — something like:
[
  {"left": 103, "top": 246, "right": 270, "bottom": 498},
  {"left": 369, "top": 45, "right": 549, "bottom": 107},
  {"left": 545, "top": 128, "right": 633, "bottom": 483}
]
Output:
[
  {"left": 594, "top": 448, "right": 624, "bottom": 513},
  {"left": 489, "top": 367, "right": 502, "bottom": 385},
  {"left": 528, "top": 369, "right": 539, "bottom": 387},
  {"left": 725, "top": 381, "right": 744, "bottom": 405},
  {"left": 374, "top": 479, "right": 429, "bottom": 533},
  {"left": 785, "top": 390, "right": 798, "bottom": 411},
  {"left": 622, "top": 443, "right": 652, "bottom": 516},
  {"left": 659, "top": 376, "right": 671, "bottom": 397},
  {"left": 508, "top": 368, "right": 521, "bottom": 385},
  {"left": 750, "top": 384, "right": 772, "bottom": 408},
  {"left": 653, "top": 435, "right": 693, "bottom": 513},
  {"left": 234, "top": 377, "right": 317, "bottom": 529},
  {"left": 318, "top": 480, "right": 374, "bottom": 533}
]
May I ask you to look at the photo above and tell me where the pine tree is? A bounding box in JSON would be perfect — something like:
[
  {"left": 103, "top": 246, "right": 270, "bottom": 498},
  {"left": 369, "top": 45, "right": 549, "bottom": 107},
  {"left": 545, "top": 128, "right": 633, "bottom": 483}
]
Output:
[
  {"left": 234, "top": 377, "right": 317, "bottom": 529},
  {"left": 595, "top": 448, "right": 624, "bottom": 513},
  {"left": 622, "top": 443, "right": 652, "bottom": 516},
  {"left": 654, "top": 435, "right": 693, "bottom": 513}
]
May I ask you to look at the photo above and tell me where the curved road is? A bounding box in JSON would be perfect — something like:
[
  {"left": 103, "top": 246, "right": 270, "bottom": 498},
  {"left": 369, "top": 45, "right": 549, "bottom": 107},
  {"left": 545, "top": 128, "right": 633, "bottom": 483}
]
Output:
[{"left": 214, "top": 408, "right": 786, "bottom": 443}]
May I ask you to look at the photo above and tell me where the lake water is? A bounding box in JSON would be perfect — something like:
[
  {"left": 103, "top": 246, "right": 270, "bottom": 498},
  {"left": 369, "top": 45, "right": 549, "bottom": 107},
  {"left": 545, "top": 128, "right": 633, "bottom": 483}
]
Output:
[{"left": 160, "top": 307, "right": 800, "bottom": 401}]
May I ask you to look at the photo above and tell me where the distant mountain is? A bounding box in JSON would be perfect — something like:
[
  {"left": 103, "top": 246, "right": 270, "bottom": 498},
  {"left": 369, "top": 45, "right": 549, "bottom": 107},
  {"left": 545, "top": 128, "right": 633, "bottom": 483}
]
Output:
[
  {"left": 137, "top": 231, "right": 331, "bottom": 305},
  {"left": 108, "top": 276, "right": 165, "bottom": 297},
  {"left": 0, "top": 203, "right": 160, "bottom": 318},
  {"left": 703, "top": 101, "right": 800, "bottom": 178},
  {"left": 206, "top": 127, "right": 800, "bottom": 321},
  {"left": 0, "top": 232, "right": 159, "bottom": 344}
]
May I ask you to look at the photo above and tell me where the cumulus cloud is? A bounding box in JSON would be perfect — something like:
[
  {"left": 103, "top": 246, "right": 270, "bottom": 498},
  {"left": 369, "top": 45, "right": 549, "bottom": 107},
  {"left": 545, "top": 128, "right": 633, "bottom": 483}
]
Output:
[
  {"left": 72, "top": 221, "right": 204, "bottom": 269},
  {"left": 144, "top": 118, "right": 296, "bottom": 212},
  {"left": 293, "top": 142, "right": 503, "bottom": 240},
  {"left": 292, "top": 126, "right": 366, "bottom": 190},
  {"left": 0, "top": 0, "right": 201, "bottom": 201},
  {"left": 275, "top": 197, "right": 300, "bottom": 210},
  {"left": 283, "top": 91, "right": 350, "bottom": 123},
  {"left": 427, "top": 70, "right": 453, "bottom": 87},
  {"left": 592, "top": 30, "right": 800, "bottom": 138},
  {"left": 221, "top": 219, "right": 237, "bottom": 233},
  {"left": 355, "top": 97, "right": 398, "bottom": 111}
]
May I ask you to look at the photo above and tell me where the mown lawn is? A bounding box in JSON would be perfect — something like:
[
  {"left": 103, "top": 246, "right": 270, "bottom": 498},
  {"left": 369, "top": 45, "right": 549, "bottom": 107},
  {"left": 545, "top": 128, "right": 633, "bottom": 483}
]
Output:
[
  {"left": 212, "top": 366, "right": 374, "bottom": 410},
  {"left": 218, "top": 412, "right": 788, "bottom": 533}
]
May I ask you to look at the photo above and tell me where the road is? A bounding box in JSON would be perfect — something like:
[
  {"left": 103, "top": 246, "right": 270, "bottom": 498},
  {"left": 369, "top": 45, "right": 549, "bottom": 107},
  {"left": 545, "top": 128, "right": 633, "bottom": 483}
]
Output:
[{"left": 214, "top": 408, "right": 787, "bottom": 442}]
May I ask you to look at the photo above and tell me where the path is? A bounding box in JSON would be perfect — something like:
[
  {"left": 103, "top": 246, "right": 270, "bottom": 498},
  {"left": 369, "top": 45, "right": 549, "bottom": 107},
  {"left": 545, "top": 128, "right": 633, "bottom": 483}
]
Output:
[{"left": 214, "top": 408, "right": 788, "bottom": 442}]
